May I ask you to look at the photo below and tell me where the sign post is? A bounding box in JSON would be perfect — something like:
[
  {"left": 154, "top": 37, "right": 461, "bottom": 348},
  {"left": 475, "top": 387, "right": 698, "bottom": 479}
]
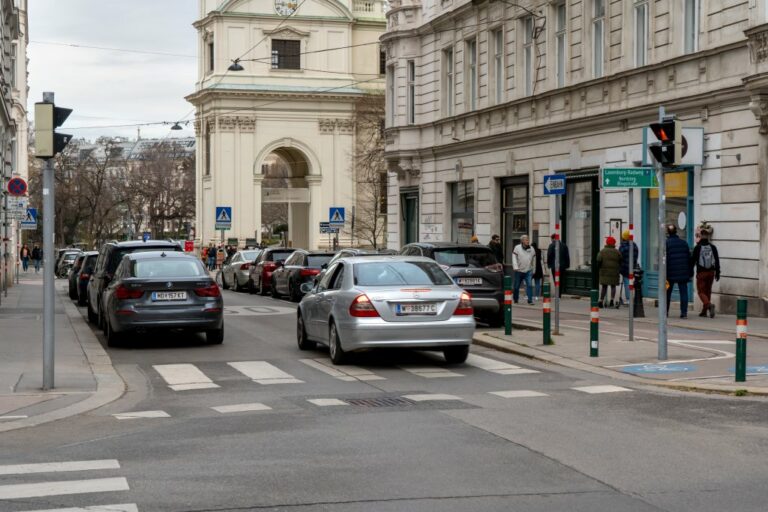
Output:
[
  {"left": 215, "top": 206, "right": 232, "bottom": 247},
  {"left": 543, "top": 174, "right": 566, "bottom": 334}
]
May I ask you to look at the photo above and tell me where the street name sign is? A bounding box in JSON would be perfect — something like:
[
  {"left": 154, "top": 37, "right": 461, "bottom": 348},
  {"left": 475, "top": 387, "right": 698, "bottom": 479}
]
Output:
[
  {"left": 329, "top": 207, "right": 345, "bottom": 227},
  {"left": 601, "top": 167, "right": 658, "bottom": 189},
  {"left": 21, "top": 208, "right": 37, "bottom": 230},
  {"left": 215, "top": 206, "right": 232, "bottom": 230},
  {"left": 543, "top": 175, "right": 566, "bottom": 195},
  {"left": 320, "top": 221, "right": 339, "bottom": 234}
]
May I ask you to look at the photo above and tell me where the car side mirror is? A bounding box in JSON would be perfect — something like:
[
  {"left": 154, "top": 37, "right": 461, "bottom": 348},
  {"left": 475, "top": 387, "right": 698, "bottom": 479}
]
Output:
[
  {"left": 321, "top": 263, "right": 328, "bottom": 269},
  {"left": 300, "top": 282, "right": 314, "bottom": 294}
]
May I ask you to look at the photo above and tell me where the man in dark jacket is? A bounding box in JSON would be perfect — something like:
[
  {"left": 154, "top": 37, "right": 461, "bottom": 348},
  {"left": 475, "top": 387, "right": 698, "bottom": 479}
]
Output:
[
  {"left": 665, "top": 225, "right": 692, "bottom": 318},
  {"left": 488, "top": 234, "right": 504, "bottom": 263},
  {"left": 690, "top": 228, "right": 720, "bottom": 318},
  {"left": 546, "top": 234, "right": 570, "bottom": 297},
  {"left": 31, "top": 244, "right": 42, "bottom": 273}
]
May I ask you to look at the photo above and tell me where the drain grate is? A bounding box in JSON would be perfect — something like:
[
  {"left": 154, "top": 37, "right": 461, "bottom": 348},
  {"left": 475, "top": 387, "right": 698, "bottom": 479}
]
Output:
[{"left": 345, "top": 397, "right": 415, "bottom": 408}]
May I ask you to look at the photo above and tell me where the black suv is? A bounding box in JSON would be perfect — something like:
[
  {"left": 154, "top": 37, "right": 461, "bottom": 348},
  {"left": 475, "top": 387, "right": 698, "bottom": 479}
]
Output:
[
  {"left": 87, "top": 240, "right": 183, "bottom": 328},
  {"left": 400, "top": 242, "right": 504, "bottom": 326}
]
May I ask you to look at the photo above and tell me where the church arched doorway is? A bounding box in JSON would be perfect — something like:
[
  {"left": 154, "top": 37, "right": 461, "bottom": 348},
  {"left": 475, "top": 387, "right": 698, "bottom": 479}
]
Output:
[{"left": 260, "top": 147, "right": 311, "bottom": 248}]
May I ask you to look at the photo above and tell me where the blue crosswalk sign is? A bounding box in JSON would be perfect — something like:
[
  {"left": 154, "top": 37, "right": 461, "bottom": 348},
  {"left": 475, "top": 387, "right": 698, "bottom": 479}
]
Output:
[
  {"left": 20, "top": 208, "right": 37, "bottom": 230},
  {"left": 215, "top": 206, "right": 232, "bottom": 230},
  {"left": 329, "top": 207, "right": 345, "bottom": 226}
]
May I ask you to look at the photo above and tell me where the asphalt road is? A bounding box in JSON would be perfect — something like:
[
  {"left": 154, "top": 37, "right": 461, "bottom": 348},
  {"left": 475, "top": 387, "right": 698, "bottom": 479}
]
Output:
[{"left": 2, "top": 287, "right": 768, "bottom": 511}]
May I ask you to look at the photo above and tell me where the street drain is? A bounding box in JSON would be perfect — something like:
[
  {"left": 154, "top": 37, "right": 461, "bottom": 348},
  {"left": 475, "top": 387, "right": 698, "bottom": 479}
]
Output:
[{"left": 345, "top": 397, "right": 415, "bottom": 408}]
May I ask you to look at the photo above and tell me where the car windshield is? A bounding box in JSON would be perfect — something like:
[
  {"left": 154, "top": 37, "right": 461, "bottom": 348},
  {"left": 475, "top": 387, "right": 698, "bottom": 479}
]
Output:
[
  {"left": 242, "top": 250, "right": 259, "bottom": 261},
  {"left": 307, "top": 255, "right": 333, "bottom": 267},
  {"left": 354, "top": 261, "right": 453, "bottom": 286},
  {"left": 130, "top": 258, "right": 206, "bottom": 278},
  {"left": 108, "top": 246, "right": 180, "bottom": 273},
  {"left": 63, "top": 254, "right": 78, "bottom": 261},
  {"left": 270, "top": 251, "right": 294, "bottom": 263},
  {"left": 433, "top": 248, "right": 498, "bottom": 268}
]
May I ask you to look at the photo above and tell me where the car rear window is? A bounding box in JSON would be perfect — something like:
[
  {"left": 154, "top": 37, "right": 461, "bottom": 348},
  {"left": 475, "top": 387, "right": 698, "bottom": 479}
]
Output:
[
  {"left": 130, "top": 259, "right": 206, "bottom": 278},
  {"left": 242, "top": 250, "right": 259, "bottom": 261},
  {"left": 307, "top": 255, "right": 333, "bottom": 267},
  {"left": 108, "top": 246, "right": 182, "bottom": 273},
  {"left": 269, "top": 251, "right": 294, "bottom": 263},
  {"left": 63, "top": 253, "right": 78, "bottom": 261},
  {"left": 353, "top": 261, "right": 453, "bottom": 287},
  {"left": 433, "top": 248, "right": 498, "bottom": 268}
]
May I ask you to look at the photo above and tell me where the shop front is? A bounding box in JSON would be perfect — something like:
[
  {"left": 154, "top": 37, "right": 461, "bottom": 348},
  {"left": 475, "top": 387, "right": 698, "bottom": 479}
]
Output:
[{"left": 500, "top": 177, "right": 529, "bottom": 265}]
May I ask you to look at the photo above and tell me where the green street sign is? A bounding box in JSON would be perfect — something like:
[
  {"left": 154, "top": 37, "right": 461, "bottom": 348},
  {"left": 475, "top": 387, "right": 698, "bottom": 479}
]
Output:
[{"left": 601, "top": 167, "right": 659, "bottom": 189}]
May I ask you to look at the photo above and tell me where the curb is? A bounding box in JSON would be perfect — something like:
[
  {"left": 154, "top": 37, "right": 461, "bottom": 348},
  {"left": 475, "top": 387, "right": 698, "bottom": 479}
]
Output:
[
  {"left": 0, "top": 285, "right": 126, "bottom": 433},
  {"left": 473, "top": 331, "right": 768, "bottom": 396}
]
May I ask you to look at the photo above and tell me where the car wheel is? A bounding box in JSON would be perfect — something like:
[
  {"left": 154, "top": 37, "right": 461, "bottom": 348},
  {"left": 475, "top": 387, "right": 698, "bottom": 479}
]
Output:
[
  {"left": 69, "top": 285, "right": 77, "bottom": 300},
  {"left": 98, "top": 306, "right": 106, "bottom": 333},
  {"left": 87, "top": 303, "right": 98, "bottom": 324},
  {"left": 289, "top": 280, "right": 301, "bottom": 303},
  {"left": 259, "top": 278, "right": 268, "bottom": 296},
  {"left": 271, "top": 280, "right": 279, "bottom": 298},
  {"left": 328, "top": 321, "right": 347, "bottom": 365},
  {"left": 235, "top": 278, "right": 244, "bottom": 292},
  {"left": 248, "top": 279, "right": 255, "bottom": 294},
  {"left": 221, "top": 272, "right": 229, "bottom": 290},
  {"left": 297, "top": 312, "right": 315, "bottom": 351},
  {"left": 206, "top": 327, "right": 224, "bottom": 345},
  {"left": 77, "top": 295, "right": 87, "bottom": 308},
  {"left": 105, "top": 316, "right": 123, "bottom": 348},
  {"left": 444, "top": 345, "right": 470, "bottom": 364}
]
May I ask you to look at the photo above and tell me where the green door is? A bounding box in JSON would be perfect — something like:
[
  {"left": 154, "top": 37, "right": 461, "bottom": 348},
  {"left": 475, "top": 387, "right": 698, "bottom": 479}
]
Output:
[
  {"left": 401, "top": 189, "right": 419, "bottom": 245},
  {"left": 563, "top": 176, "right": 600, "bottom": 295}
]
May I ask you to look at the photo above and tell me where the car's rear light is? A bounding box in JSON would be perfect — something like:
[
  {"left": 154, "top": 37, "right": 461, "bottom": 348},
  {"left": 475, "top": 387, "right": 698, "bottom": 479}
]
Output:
[
  {"left": 240, "top": 263, "right": 250, "bottom": 270},
  {"left": 115, "top": 285, "right": 143, "bottom": 300},
  {"left": 263, "top": 263, "right": 276, "bottom": 272},
  {"left": 485, "top": 263, "right": 504, "bottom": 272},
  {"left": 349, "top": 294, "right": 379, "bottom": 317},
  {"left": 300, "top": 268, "right": 320, "bottom": 277},
  {"left": 79, "top": 273, "right": 91, "bottom": 281},
  {"left": 454, "top": 292, "right": 474, "bottom": 316},
  {"left": 194, "top": 284, "right": 221, "bottom": 297}
]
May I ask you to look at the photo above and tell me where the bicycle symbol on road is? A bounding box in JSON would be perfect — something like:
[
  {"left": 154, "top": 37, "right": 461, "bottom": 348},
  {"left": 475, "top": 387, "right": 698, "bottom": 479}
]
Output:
[{"left": 622, "top": 363, "right": 697, "bottom": 374}]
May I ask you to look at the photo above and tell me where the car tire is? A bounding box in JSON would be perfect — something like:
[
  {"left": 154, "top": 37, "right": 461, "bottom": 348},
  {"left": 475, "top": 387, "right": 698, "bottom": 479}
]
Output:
[
  {"left": 235, "top": 278, "right": 244, "bottom": 292},
  {"left": 443, "top": 345, "right": 469, "bottom": 364},
  {"left": 105, "top": 317, "right": 123, "bottom": 348},
  {"left": 69, "top": 285, "right": 77, "bottom": 300},
  {"left": 328, "top": 321, "right": 347, "bottom": 365},
  {"left": 289, "top": 280, "right": 301, "bottom": 303},
  {"left": 98, "top": 307, "right": 107, "bottom": 333},
  {"left": 296, "top": 313, "right": 315, "bottom": 351},
  {"left": 221, "top": 272, "right": 229, "bottom": 290},
  {"left": 77, "top": 295, "right": 87, "bottom": 308},
  {"left": 259, "top": 278, "right": 268, "bottom": 296},
  {"left": 270, "top": 280, "right": 279, "bottom": 298},
  {"left": 87, "top": 303, "right": 98, "bottom": 324},
  {"left": 206, "top": 327, "right": 224, "bottom": 345},
  {"left": 248, "top": 279, "right": 255, "bottom": 294}
]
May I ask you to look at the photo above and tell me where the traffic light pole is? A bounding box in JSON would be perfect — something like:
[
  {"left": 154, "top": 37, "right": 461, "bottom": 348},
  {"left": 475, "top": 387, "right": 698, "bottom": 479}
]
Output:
[
  {"left": 656, "top": 159, "right": 667, "bottom": 361},
  {"left": 42, "top": 156, "right": 55, "bottom": 390},
  {"left": 553, "top": 198, "right": 560, "bottom": 335}
]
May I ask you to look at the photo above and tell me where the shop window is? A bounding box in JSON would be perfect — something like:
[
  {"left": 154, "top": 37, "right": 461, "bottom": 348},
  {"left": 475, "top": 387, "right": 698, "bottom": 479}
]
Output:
[{"left": 451, "top": 181, "right": 474, "bottom": 243}]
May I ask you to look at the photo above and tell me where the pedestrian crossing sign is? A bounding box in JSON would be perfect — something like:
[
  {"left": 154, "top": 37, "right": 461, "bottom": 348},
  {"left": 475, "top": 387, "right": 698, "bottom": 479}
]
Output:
[
  {"left": 215, "top": 206, "right": 232, "bottom": 230},
  {"left": 329, "top": 207, "right": 345, "bottom": 226},
  {"left": 20, "top": 208, "right": 37, "bottom": 230}
]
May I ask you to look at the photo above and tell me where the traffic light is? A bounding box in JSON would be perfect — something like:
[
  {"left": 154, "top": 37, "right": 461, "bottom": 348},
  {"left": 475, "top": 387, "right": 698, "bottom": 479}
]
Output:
[
  {"left": 648, "top": 119, "right": 682, "bottom": 167},
  {"left": 34, "top": 101, "right": 73, "bottom": 159}
]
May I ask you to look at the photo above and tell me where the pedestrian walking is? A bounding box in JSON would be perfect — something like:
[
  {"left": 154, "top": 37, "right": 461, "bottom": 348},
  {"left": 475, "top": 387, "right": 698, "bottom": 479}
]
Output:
[
  {"left": 19, "top": 244, "right": 30, "bottom": 272},
  {"left": 531, "top": 241, "right": 543, "bottom": 302},
  {"left": 488, "top": 234, "right": 504, "bottom": 263},
  {"left": 31, "top": 244, "right": 41, "bottom": 273},
  {"left": 470, "top": 235, "right": 480, "bottom": 244},
  {"left": 216, "top": 246, "right": 226, "bottom": 269},
  {"left": 512, "top": 235, "right": 535, "bottom": 304},
  {"left": 546, "top": 234, "right": 570, "bottom": 298},
  {"left": 206, "top": 243, "right": 216, "bottom": 271},
  {"left": 597, "top": 236, "right": 622, "bottom": 308},
  {"left": 618, "top": 230, "right": 640, "bottom": 306},
  {"left": 690, "top": 225, "right": 720, "bottom": 318},
  {"left": 665, "top": 224, "right": 692, "bottom": 318}
]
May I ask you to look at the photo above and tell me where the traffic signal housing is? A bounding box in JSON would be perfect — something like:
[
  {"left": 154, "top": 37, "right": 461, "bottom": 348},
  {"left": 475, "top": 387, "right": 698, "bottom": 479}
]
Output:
[
  {"left": 34, "top": 102, "right": 72, "bottom": 159},
  {"left": 648, "top": 119, "right": 682, "bottom": 167}
]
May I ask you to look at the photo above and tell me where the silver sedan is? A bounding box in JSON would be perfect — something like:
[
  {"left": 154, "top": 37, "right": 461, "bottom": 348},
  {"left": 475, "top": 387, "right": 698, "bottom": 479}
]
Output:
[
  {"left": 296, "top": 256, "right": 475, "bottom": 364},
  {"left": 221, "top": 249, "right": 261, "bottom": 291}
]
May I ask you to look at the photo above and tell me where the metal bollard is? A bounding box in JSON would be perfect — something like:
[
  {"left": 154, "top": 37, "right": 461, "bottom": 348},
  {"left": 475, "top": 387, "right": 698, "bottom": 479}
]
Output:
[
  {"left": 504, "top": 275, "right": 512, "bottom": 335},
  {"left": 590, "top": 289, "right": 599, "bottom": 357},
  {"left": 735, "top": 298, "right": 748, "bottom": 383},
  {"left": 543, "top": 282, "right": 552, "bottom": 345}
]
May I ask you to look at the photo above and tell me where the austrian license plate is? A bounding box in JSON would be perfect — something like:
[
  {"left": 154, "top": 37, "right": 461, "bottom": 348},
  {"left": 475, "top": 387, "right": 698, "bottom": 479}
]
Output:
[
  {"left": 396, "top": 303, "right": 438, "bottom": 315},
  {"left": 151, "top": 291, "right": 187, "bottom": 301},
  {"left": 456, "top": 277, "right": 483, "bottom": 286}
]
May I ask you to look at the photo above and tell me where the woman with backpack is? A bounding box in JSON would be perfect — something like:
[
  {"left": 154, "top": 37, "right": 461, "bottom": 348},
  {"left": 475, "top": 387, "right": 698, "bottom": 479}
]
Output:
[{"left": 691, "top": 225, "right": 720, "bottom": 318}]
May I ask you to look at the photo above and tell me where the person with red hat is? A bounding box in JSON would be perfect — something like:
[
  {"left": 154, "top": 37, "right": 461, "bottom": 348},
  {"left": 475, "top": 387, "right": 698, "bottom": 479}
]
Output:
[{"left": 597, "top": 235, "right": 622, "bottom": 308}]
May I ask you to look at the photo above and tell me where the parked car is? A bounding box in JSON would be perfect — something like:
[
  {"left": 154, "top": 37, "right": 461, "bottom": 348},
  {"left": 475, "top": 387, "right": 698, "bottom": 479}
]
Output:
[
  {"left": 297, "top": 256, "right": 474, "bottom": 364},
  {"left": 220, "top": 249, "right": 261, "bottom": 292},
  {"left": 75, "top": 251, "right": 99, "bottom": 307},
  {"left": 87, "top": 240, "right": 184, "bottom": 329},
  {"left": 317, "top": 248, "right": 395, "bottom": 280},
  {"left": 248, "top": 247, "right": 296, "bottom": 295},
  {"left": 400, "top": 242, "right": 504, "bottom": 327},
  {"left": 271, "top": 250, "right": 335, "bottom": 301},
  {"left": 68, "top": 253, "right": 87, "bottom": 299},
  {"left": 101, "top": 251, "right": 223, "bottom": 347},
  {"left": 57, "top": 250, "right": 82, "bottom": 278}
]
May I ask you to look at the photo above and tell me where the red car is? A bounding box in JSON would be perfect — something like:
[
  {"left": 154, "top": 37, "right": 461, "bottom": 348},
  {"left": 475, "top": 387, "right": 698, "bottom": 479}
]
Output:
[{"left": 248, "top": 248, "right": 296, "bottom": 295}]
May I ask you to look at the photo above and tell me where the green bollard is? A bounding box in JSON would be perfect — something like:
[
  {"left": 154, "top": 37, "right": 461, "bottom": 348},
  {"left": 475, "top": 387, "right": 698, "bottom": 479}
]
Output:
[
  {"left": 590, "top": 289, "right": 599, "bottom": 357},
  {"left": 735, "top": 298, "right": 748, "bottom": 383},
  {"left": 543, "top": 282, "right": 552, "bottom": 345},
  {"left": 504, "top": 275, "right": 512, "bottom": 335}
]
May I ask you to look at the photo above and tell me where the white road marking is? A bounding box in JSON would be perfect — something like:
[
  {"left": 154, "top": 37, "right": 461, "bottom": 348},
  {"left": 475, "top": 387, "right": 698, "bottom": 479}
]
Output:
[
  {"left": 0, "top": 459, "right": 119, "bottom": 476},
  {"left": 572, "top": 385, "right": 632, "bottom": 394},
  {"left": 211, "top": 403, "right": 271, "bottom": 414},
  {"left": 0, "top": 415, "right": 27, "bottom": 420},
  {"left": 466, "top": 354, "right": 520, "bottom": 371},
  {"left": 490, "top": 390, "right": 549, "bottom": 398},
  {"left": 112, "top": 410, "right": 170, "bottom": 420},
  {"left": 399, "top": 366, "right": 463, "bottom": 378},
  {"left": 605, "top": 340, "right": 735, "bottom": 368},
  {"left": 24, "top": 504, "right": 138, "bottom": 512},
  {"left": 307, "top": 398, "right": 349, "bottom": 407},
  {"left": 300, "top": 358, "right": 385, "bottom": 382},
  {"left": 152, "top": 364, "right": 219, "bottom": 391},
  {"left": 0, "top": 477, "right": 129, "bottom": 500},
  {"left": 228, "top": 361, "right": 304, "bottom": 385},
  {"left": 223, "top": 305, "right": 295, "bottom": 316},
  {"left": 402, "top": 394, "right": 462, "bottom": 402}
]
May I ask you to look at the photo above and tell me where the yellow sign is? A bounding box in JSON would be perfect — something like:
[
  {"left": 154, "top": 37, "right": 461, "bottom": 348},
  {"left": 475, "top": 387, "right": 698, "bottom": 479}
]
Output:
[{"left": 649, "top": 172, "right": 688, "bottom": 199}]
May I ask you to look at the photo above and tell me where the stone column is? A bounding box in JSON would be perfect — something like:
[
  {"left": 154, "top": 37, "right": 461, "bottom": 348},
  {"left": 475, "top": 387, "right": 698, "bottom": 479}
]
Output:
[
  {"left": 306, "top": 174, "right": 323, "bottom": 249},
  {"left": 253, "top": 174, "right": 264, "bottom": 244},
  {"left": 749, "top": 93, "right": 768, "bottom": 316}
]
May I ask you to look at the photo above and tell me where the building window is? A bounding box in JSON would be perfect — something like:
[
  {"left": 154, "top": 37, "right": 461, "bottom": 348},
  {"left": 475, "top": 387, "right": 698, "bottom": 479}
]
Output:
[
  {"left": 10, "top": 42, "right": 16, "bottom": 88},
  {"left": 593, "top": 0, "right": 605, "bottom": 78},
  {"left": 555, "top": 3, "right": 566, "bottom": 88},
  {"left": 443, "top": 47, "right": 454, "bottom": 116},
  {"left": 387, "top": 64, "right": 395, "bottom": 126},
  {"left": 407, "top": 60, "right": 415, "bottom": 124},
  {"left": 523, "top": 16, "right": 534, "bottom": 96},
  {"left": 492, "top": 29, "right": 504, "bottom": 104},
  {"left": 634, "top": 0, "right": 648, "bottom": 67},
  {"left": 271, "top": 39, "right": 300, "bottom": 69},
  {"left": 466, "top": 38, "right": 477, "bottom": 110},
  {"left": 204, "top": 129, "right": 211, "bottom": 176},
  {"left": 379, "top": 47, "right": 386, "bottom": 75},
  {"left": 207, "top": 42, "right": 214, "bottom": 73},
  {"left": 684, "top": 0, "right": 699, "bottom": 54},
  {"left": 451, "top": 181, "right": 474, "bottom": 243}
]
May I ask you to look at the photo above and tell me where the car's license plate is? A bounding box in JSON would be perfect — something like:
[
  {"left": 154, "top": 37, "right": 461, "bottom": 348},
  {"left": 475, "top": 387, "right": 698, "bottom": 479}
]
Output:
[
  {"left": 396, "top": 303, "right": 437, "bottom": 315},
  {"left": 151, "top": 291, "right": 187, "bottom": 301},
  {"left": 456, "top": 277, "right": 483, "bottom": 286}
]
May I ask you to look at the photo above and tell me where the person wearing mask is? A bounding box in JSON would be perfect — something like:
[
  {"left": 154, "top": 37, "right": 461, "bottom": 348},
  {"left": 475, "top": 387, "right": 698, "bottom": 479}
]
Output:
[
  {"left": 666, "top": 225, "right": 692, "bottom": 319},
  {"left": 546, "top": 234, "right": 570, "bottom": 298},
  {"left": 19, "top": 244, "right": 30, "bottom": 272},
  {"left": 512, "top": 235, "right": 535, "bottom": 304},
  {"left": 488, "top": 234, "right": 504, "bottom": 263},
  {"left": 31, "top": 244, "right": 41, "bottom": 273},
  {"left": 690, "top": 226, "right": 720, "bottom": 318},
  {"left": 618, "top": 230, "right": 640, "bottom": 307},
  {"left": 597, "top": 236, "right": 622, "bottom": 308},
  {"left": 531, "top": 241, "right": 544, "bottom": 302}
]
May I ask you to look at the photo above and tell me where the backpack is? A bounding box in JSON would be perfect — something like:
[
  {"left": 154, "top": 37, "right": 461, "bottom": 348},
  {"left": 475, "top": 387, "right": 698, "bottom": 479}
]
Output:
[{"left": 698, "top": 244, "right": 715, "bottom": 270}]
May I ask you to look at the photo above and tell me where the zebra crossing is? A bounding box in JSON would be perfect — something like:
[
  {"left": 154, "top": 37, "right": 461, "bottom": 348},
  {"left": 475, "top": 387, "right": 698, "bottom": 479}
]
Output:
[{"left": 0, "top": 458, "right": 135, "bottom": 510}]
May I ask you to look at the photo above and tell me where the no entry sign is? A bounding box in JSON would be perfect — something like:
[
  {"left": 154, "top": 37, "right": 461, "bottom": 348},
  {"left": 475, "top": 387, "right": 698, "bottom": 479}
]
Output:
[{"left": 7, "top": 177, "right": 27, "bottom": 196}]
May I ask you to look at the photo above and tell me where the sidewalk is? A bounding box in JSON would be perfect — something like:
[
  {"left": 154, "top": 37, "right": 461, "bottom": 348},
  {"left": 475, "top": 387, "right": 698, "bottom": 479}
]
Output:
[
  {"left": 0, "top": 271, "right": 124, "bottom": 433},
  {"left": 474, "top": 297, "right": 768, "bottom": 395}
]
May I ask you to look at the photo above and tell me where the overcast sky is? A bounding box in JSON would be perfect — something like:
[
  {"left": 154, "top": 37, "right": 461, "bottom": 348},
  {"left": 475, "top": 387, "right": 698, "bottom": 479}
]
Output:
[{"left": 28, "top": 0, "right": 198, "bottom": 141}]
